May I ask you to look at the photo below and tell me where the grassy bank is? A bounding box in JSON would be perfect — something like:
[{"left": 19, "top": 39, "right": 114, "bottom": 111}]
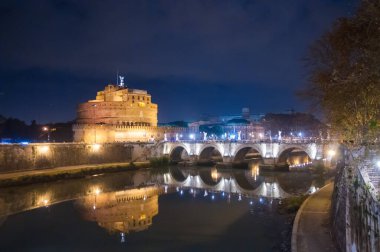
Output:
[{"left": 0, "top": 162, "right": 150, "bottom": 188}]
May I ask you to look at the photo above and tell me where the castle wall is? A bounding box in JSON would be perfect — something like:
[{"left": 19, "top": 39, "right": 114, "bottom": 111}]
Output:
[{"left": 73, "top": 124, "right": 186, "bottom": 143}]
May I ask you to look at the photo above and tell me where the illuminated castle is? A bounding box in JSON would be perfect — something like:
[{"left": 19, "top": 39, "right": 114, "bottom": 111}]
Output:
[
  {"left": 73, "top": 82, "right": 180, "bottom": 143},
  {"left": 77, "top": 84, "right": 158, "bottom": 126}
]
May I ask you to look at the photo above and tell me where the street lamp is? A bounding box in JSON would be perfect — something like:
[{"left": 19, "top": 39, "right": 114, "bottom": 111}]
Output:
[{"left": 42, "top": 126, "right": 50, "bottom": 142}]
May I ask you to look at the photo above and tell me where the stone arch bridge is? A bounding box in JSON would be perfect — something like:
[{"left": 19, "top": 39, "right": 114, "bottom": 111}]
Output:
[{"left": 160, "top": 141, "right": 335, "bottom": 166}]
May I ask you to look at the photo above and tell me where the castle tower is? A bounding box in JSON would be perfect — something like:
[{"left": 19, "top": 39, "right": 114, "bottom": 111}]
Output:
[{"left": 73, "top": 84, "right": 160, "bottom": 143}]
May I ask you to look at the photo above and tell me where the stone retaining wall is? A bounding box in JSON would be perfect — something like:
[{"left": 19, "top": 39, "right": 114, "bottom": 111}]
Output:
[
  {"left": 0, "top": 142, "right": 157, "bottom": 172},
  {"left": 332, "top": 156, "right": 380, "bottom": 251}
]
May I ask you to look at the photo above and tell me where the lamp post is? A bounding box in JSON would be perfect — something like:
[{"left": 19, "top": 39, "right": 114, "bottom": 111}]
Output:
[{"left": 42, "top": 126, "right": 55, "bottom": 142}]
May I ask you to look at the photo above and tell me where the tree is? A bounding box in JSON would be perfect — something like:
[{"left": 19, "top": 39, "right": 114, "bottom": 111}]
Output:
[{"left": 302, "top": 0, "right": 380, "bottom": 143}]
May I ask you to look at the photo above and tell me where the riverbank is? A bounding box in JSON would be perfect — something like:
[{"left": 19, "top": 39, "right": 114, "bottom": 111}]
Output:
[
  {"left": 291, "top": 182, "right": 337, "bottom": 252},
  {"left": 0, "top": 161, "right": 150, "bottom": 187}
]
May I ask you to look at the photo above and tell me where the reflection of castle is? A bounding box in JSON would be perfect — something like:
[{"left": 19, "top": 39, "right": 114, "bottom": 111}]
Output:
[{"left": 79, "top": 186, "right": 162, "bottom": 234}]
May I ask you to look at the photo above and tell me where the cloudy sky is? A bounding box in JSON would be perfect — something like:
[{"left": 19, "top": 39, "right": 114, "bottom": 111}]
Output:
[{"left": 0, "top": 0, "right": 357, "bottom": 123}]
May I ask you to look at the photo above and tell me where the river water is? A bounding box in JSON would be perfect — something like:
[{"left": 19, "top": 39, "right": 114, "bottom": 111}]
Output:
[{"left": 0, "top": 166, "right": 326, "bottom": 252}]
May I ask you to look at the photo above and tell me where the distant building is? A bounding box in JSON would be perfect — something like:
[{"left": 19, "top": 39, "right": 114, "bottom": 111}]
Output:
[
  {"left": 73, "top": 84, "right": 182, "bottom": 143},
  {"left": 189, "top": 108, "right": 265, "bottom": 140}
]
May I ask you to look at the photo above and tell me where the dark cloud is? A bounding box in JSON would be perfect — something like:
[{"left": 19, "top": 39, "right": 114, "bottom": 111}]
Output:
[{"left": 0, "top": 0, "right": 357, "bottom": 123}]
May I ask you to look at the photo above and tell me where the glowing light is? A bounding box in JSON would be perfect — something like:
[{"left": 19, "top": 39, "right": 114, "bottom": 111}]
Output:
[
  {"left": 92, "top": 143, "right": 101, "bottom": 152},
  {"left": 250, "top": 165, "right": 259, "bottom": 181},
  {"left": 376, "top": 160, "right": 380, "bottom": 169},
  {"left": 37, "top": 194, "right": 51, "bottom": 207},
  {"left": 180, "top": 190, "right": 183, "bottom": 195},
  {"left": 250, "top": 201, "right": 253, "bottom": 205},
  {"left": 238, "top": 194, "right": 242, "bottom": 201},
  {"left": 94, "top": 188, "right": 101, "bottom": 195},
  {"left": 259, "top": 197, "right": 264, "bottom": 204},
  {"left": 204, "top": 190, "right": 208, "bottom": 197},
  {"left": 189, "top": 134, "right": 195, "bottom": 140},
  {"left": 328, "top": 150, "right": 336, "bottom": 157},
  {"left": 42, "top": 126, "right": 48, "bottom": 131},
  {"left": 259, "top": 133, "right": 264, "bottom": 138},
  {"left": 164, "top": 186, "right": 168, "bottom": 193},
  {"left": 20, "top": 141, "right": 29, "bottom": 145},
  {"left": 37, "top": 145, "right": 50, "bottom": 155},
  {"left": 211, "top": 168, "right": 218, "bottom": 182},
  {"left": 211, "top": 195, "right": 215, "bottom": 200}
]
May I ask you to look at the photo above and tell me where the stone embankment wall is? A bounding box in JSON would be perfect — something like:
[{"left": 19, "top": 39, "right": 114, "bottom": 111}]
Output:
[
  {"left": 0, "top": 142, "right": 160, "bottom": 172},
  {"left": 332, "top": 154, "right": 380, "bottom": 252}
]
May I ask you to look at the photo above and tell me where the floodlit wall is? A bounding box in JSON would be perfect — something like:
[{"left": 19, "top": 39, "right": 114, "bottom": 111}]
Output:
[{"left": 0, "top": 143, "right": 156, "bottom": 172}]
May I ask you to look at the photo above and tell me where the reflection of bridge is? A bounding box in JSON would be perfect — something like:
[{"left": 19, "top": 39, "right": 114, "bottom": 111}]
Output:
[
  {"left": 0, "top": 166, "right": 319, "bottom": 225},
  {"left": 158, "top": 167, "right": 317, "bottom": 199},
  {"left": 162, "top": 140, "right": 336, "bottom": 165}
]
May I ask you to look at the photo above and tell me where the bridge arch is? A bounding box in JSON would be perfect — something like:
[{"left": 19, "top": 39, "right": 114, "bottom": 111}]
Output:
[
  {"left": 198, "top": 145, "right": 223, "bottom": 164},
  {"left": 199, "top": 169, "right": 222, "bottom": 186},
  {"left": 169, "top": 166, "right": 189, "bottom": 182},
  {"left": 277, "top": 146, "right": 311, "bottom": 165},
  {"left": 169, "top": 145, "right": 190, "bottom": 163},
  {"left": 233, "top": 146, "right": 263, "bottom": 163}
]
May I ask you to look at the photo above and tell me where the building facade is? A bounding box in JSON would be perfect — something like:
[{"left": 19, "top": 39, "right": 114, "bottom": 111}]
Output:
[
  {"left": 73, "top": 84, "right": 182, "bottom": 143},
  {"left": 188, "top": 108, "right": 265, "bottom": 140},
  {"left": 77, "top": 84, "right": 158, "bottom": 126}
]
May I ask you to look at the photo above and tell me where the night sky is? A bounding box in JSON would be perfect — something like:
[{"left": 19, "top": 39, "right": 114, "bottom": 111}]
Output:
[{"left": 0, "top": 0, "right": 357, "bottom": 124}]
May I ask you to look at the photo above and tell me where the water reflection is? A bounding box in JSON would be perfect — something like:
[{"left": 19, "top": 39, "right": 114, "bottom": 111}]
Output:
[
  {"left": 78, "top": 186, "right": 162, "bottom": 236},
  {"left": 0, "top": 166, "right": 325, "bottom": 231}
]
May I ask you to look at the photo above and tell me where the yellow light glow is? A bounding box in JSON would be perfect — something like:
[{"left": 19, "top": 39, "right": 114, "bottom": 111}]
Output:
[
  {"left": 250, "top": 165, "right": 259, "bottom": 180},
  {"left": 211, "top": 168, "right": 218, "bottom": 182},
  {"left": 37, "top": 145, "right": 50, "bottom": 155},
  {"left": 94, "top": 188, "right": 101, "bottom": 195},
  {"left": 328, "top": 150, "right": 336, "bottom": 157},
  {"left": 92, "top": 143, "right": 101, "bottom": 152},
  {"left": 37, "top": 193, "right": 51, "bottom": 207}
]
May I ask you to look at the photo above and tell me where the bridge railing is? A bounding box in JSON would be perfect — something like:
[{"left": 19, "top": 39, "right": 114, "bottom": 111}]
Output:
[{"left": 162, "top": 138, "right": 334, "bottom": 144}]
